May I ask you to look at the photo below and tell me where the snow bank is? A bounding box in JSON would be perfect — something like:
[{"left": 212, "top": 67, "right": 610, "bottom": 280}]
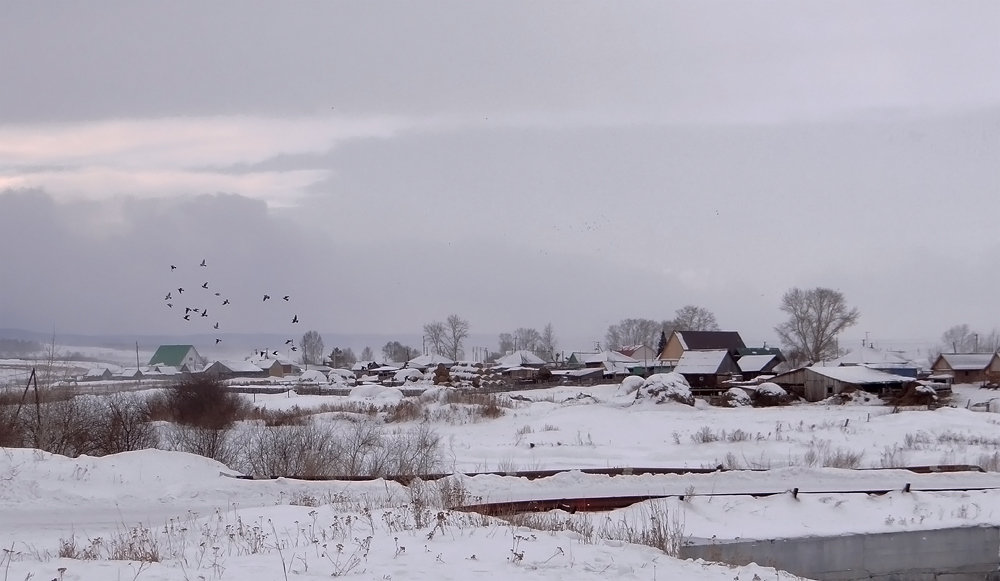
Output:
[
  {"left": 298, "top": 369, "right": 327, "bottom": 383},
  {"left": 635, "top": 373, "right": 695, "bottom": 406},
  {"left": 349, "top": 383, "right": 404, "bottom": 401}
]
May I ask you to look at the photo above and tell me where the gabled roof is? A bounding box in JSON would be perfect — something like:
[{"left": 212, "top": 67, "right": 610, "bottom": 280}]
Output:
[
  {"left": 674, "top": 331, "right": 745, "bottom": 352},
  {"left": 737, "top": 354, "right": 780, "bottom": 373},
  {"left": 802, "top": 365, "right": 914, "bottom": 385},
  {"left": 210, "top": 360, "right": 263, "bottom": 373},
  {"left": 616, "top": 345, "right": 650, "bottom": 358},
  {"left": 825, "top": 346, "right": 916, "bottom": 367},
  {"left": 149, "top": 344, "right": 197, "bottom": 367},
  {"left": 674, "top": 350, "right": 733, "bottom": 374},
  {"left": 738, "top": 346, "right": 783, "bottom": 357},
  {"left": 407, "top": 353, "right": 455, "bottom": 367},
  {"left": 496, "top": 350, "right": 546, "bottom": 368},
  {"left": 584, "top": 350, "right": 638, "bottom": 364},
  {"left": 935, "top": 353, "right": 996, "bottom": 371}
]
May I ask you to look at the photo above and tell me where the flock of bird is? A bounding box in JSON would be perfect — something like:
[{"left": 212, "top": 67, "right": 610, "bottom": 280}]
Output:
[{"left": 162, "top": 259, "right": 302, "bottom": 352}]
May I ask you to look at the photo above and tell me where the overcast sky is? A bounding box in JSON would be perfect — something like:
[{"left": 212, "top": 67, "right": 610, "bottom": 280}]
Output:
[{"left": 1, "top": 1, "right": 998, "bottom": 354}]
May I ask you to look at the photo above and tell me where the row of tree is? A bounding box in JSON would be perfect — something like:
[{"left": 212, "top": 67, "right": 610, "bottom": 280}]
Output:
[{"left": 295, "top": 287, "right": 871, "bottom": 368}]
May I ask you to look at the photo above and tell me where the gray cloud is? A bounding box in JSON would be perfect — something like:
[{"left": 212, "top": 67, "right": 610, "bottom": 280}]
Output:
[{"left": 1, "top": 2, "right": 999, "bottom": 353}]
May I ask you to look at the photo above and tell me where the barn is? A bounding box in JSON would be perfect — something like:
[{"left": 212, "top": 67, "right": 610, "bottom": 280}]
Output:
[{"left": 769, "top": 366, "right": 915, "bottom": 402}]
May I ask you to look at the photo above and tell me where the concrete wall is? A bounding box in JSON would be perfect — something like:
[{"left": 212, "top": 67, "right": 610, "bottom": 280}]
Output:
[{"left": 680, "top": 526, "right": 1000, "bottom": 581}]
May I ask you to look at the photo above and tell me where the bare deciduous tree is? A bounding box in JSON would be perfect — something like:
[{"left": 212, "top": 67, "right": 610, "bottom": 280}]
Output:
[
  {"left": 442, "top": 314, "right": 470, "bottom": 360},
  {"left": 360, "top": 346, "right": 374, "bottom": 361},
  {"left": 382, "top": 341, "right": 416, "bottom": 362},
  {"left": 774, "top": 287, "right": 860, "bottom": 364},
  {"left": 423, "top": 321, "right": 446, "bottom": 355},
  {"left": 497, "top": 333, "right": 514, "bottom": 355},
  {"left": 513, "top": 327, "right": 541, "bottom": 352},
  {"left": 672, "top": 305, "right": 720, "bottom": 331},
  {"left": 538, "top": 323, "right": 558, "bottom": 361},
  {"left": 605, "top": 318, "right": 664, "bottom": 350},
  {"left": 300, "top": 330, "right": 325, "bottom": 365}
]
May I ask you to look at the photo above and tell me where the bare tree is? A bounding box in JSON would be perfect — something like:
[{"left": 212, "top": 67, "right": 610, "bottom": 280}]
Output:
[
  {"left": 360, "top": 346, "right": 374, "bottom": 361},
  {"left": 442, "top": 314, "right": 470, "bottom": 360},
  {"left": 941, "top": 324, "right": 977, "bottom": 353},
  {"left": 605, "top": 318, "right": 663, "bottom": 350},
  {"left": 382, "top": 341, "right": 416, "bottom": 362},
  {"left": 497, "top": 333, "right": 514, "bottom": 355},
  {"left": 774, "top": 287, "right": 860, "bottom": 364},
  {"left": 328, "top": 347, "right": 357, "bottom": 368},
  {"left": 538, "top": 323, "right": 558, "bottom": 361},
  {"left": 423, "top": 321, "right": 446, "bottom": 355},
  {"left": 513, "top": 327, "right": 541, "bottom": 352},
  {"left": 300, "top": 330, "right": 325, "bottom": 365},
  {"left": 672, "top": 305, "right": 720, "bottom": 331}
]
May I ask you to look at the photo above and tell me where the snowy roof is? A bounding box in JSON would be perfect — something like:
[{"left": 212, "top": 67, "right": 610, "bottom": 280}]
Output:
[
  {"left": 407, "top": 353, "right": 455, "bottom": 367},
  {"left": 824, "top": 346, "right": 916, "bottom": 367},
  {"left": 212, "top": 360, "right": 263, "bottom": 373},
  {"left": 937, "top": 353, "right": 996, "bottom": 371},
  {"left": 496, "top": 350, "right": 546, "bottom": 368},
  {"left": 737, "top": 354, "right": 779, "bottom": 373},
  {"left": 584, "top": 350, "right": 638, "bottom": 364},
  {"left": 674, "top": 350, "right": 731, "bottom": 374},
  {"left": 804, "top": 365, "right": 914, "bottom": 384}
]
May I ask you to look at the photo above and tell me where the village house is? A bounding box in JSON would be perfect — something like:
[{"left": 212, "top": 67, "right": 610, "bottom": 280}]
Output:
[
  {"left": 930, "top": 352, "right": 1000, "bottom": 384},
  {"left": 658, "top": 331, "right": 746, "bottom": 365},
  {"left": 148, "top": 344, "right": 203, "bottom": 372},
  {"left": 673, "top": 349, "right": 741, "bottom": 390}
]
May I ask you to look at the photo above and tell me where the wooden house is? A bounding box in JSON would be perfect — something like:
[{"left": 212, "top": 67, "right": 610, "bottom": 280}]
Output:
[
  {"left": 673, "top": 349, "right": 741, "bottom": 389},
  {"left": 149, "top": 344, "right": 203, "bottom": 372},
  {"left": 658, "top": 331, "right": 745, "bottom": 365},
  {"left": 930, "top": 353, "right": 1000, "bottom": 384}
]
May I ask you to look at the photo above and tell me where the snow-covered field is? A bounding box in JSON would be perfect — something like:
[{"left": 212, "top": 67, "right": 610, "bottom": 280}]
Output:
[{"left": 3, "top": 378, "right": 1000, "bottom": 580}]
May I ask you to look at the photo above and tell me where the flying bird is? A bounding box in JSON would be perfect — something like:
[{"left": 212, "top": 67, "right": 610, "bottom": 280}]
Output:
[
  {"left": 200, "top": 259, "right": 207, "bottom": 267},
  {"left": 166, "top": 303, "right": 173, "bottom": 308},
  {"left": 164, "top": 292, "right": 172, "bottom": 300},
  {"left": 170, "top": 265, "right": 177, "bottom": 270},
  {"left": 291, "top": 346, "right": 298, "bottom": 352},
  {"left": 214, "top": 292, "right": 221, "bottom": 296},
  {"left": 285, "top": 339, "right": 293, "bottom": 345},
  {"left": 222, "top": 299, "right": 230, "bottom": 305},
  {"left": 201, "top": 282, "right": 209, "bottom": 289},
  {"left": 292, "top": 315, "right": 298, "bottom": 323},
  {"left": 185, "top": 307, "right": 192, "bottom": 314},
  {"left": 282, "top": 295, "right": 290, "bottom": 301},
  {"left": 183, "top": 314, "right": 191, "bottom": 321},
  {"left": 178, "top": 287, "right": 184, "bottom": 294},
  {"left": 263, "top": 294, "right": 271, "bottom": 301},
  {"left": 215, "top": 338, "right": 222, "bottom": 344},
  {"left": 272, "top": 350, "right": 278, "bottom": 356},
  {"left": 201, "top": 310, "right": 208, "bottom": 318},
  {"left": 192, "top": 308, "right": 200, "bottom": 313},
  {"left": 213, "top": 322, "right": 219, "bottom": 329}
]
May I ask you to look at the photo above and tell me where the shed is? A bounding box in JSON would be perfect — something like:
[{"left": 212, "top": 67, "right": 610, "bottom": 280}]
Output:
[
  {"left": 496, "top": 350, "right": 547, "bottom": 369},
  {"left": 737, "top": 354, "right": 784, "bottom": 380},
  {"left": 769, "top": 366, "right": 916, "bottom": 402},
  {"left": 203, "top": 360, "right": 265, "bottom": 379}
]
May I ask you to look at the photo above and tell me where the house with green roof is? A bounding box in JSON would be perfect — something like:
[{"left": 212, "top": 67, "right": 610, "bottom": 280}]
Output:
[{"left": 148, "top": 344, "right": 203, "bottom": 372}]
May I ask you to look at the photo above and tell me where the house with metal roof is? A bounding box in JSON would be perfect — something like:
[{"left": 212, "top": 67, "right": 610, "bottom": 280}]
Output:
[
  {"left": 203, "top": 360, "right": 266, "bottom": 379},
  {"left": 673, "top": 349, "right": 741, "bottom": 389},
  {"left": 930, "top": 352, "right": 1000, "bottom": 384},
  {"left": 658, "top": 331, "right": 745, "bottom": 364},
  {"left": 148, "top": 345, "right": 203, "bottom": 371},
  {"left": 737, "top": 354, "right": 785, "bottom": 380}
]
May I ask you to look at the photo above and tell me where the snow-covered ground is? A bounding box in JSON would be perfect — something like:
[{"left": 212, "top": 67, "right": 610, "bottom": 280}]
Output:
[{"left": 3, "top": 379, "right": 1000, "bottom": 579}]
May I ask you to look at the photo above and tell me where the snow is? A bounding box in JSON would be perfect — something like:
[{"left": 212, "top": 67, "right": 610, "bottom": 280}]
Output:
[
  {"left": 298, "top": 369, "right": 328, "bottom": 383},
  {"left": 496, "top": 350, "right": 546, "bottom": 368},
  {"left": 798, "top": 365, "right": 915, "bottom": 384},
  {"left": 724, "top": 387, "right": 752, "bottom": 407},
  {"left": 13, "top": 378, "right": 1000, "bottom": 579}
]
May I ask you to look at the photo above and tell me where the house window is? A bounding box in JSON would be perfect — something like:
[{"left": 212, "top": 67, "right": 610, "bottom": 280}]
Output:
[{"left": 826, "top": 385, "right": 834, "bottom": 396}]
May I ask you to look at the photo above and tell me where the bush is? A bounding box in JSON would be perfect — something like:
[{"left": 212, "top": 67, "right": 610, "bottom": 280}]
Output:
[
  {"left": 753, "top": 382, "right": 792, "bottom": 407},
  {"left": 157, "top": 375, "right": 251, "bottom": 429},
  {"left": 635, "top": 373, "right": 695, "bottom": 406}
]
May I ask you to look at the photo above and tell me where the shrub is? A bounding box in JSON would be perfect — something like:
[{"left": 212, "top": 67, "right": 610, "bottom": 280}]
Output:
[{"left": 159, "top": 375, "right": 251, "bottom": 429}]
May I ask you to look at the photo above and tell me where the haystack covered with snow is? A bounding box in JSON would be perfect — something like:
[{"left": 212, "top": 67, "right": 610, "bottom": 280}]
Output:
[
  {"left": 618, "top": 375, "right": 646, "bottom": 395},
  {"left": 298, "top": 369, "right": 327, "bottom": 383},
  {"left": 394, "top": 368, "right": 425, "bottom": 384},
  {"left": 720, "top": 387, "right": 752, "bottom": 407},
  {"left": 754, "top": 382, "right": 792, "bottom": 406},
  {"left": 634, "top": 373, "right": 695, "bottom": 406}
]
